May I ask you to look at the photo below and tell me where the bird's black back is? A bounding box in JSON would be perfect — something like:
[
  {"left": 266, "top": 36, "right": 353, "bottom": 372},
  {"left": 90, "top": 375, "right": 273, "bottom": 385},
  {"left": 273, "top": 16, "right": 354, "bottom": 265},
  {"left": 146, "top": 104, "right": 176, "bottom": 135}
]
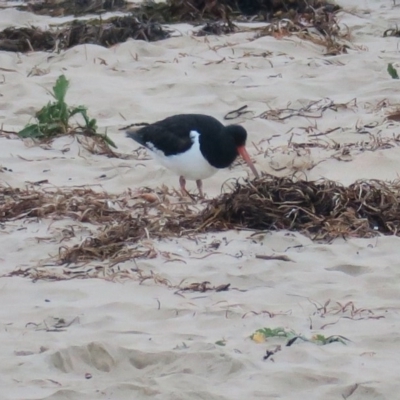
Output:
[{"left": 126, "top": 114, "right": 245, "bottom": 168}]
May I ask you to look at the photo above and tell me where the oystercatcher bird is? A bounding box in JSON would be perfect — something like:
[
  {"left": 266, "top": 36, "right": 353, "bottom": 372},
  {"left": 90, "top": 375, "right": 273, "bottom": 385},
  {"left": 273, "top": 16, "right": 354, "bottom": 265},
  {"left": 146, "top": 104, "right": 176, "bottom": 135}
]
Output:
[{"left": 126, "top": 114, "right": 259, "bottom": 197}]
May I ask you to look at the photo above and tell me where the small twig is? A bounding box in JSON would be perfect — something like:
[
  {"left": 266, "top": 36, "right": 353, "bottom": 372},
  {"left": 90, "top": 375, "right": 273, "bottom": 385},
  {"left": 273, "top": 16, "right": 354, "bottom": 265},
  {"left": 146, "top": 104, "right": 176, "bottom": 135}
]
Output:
[{"left": 256, "top": 254, "right": 294, "bottom": 262}]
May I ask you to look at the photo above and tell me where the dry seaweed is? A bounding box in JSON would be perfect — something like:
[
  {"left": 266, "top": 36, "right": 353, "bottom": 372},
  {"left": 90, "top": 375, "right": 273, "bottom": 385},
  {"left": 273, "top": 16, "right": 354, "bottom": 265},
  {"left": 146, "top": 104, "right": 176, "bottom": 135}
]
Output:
[
  {"left": 22, "top": 0, "right": 128, "bottom": 16},
  {"left": 0, "top": 27, "right": 55, "bottom": 52},
  {"left": 136, "top": 0, "right": 340, "bottom": 29},
  {"left": 197, "top": 176, "right": 400, "bottom": 240},
  {"left": 235, "top": 0, "right": 340, "bottom": 17},
  {"left": 3, "top": 175, "right": 400, "bottom": 272},
  {"left": 0, "top": 185, "right": 126, "bottom": 222},
  {"left": 5, "top": 261, "right": 233, "bottom": 293},
  {"left": 307, "top": 299, "right": 385, "bottom": 329},
  {"left": 383, "top": 27, "right": 400, "bottom": 38},
  {"left": 195, "top": 21, "right": 237, "bottom": 36},
  {"left": 1, "top": 0, "right": 342, "bottom": 52},
  {"left": 17, "top": 0, "right": 339, "bottom": 20},
  {"left": 252, "top": 5, "right": 350, "bottom": 55},
  {"left": 2, "top": 175, "right": 400, "bottom": 281},
  {"left": 0, "top": 183, "right": 196, "bottom": 264},
  {"left": 258, "top": 98, "right": 356, "bottom": 121},
  {"left": 289, "top": 134, "right": 400, "bottom": 156},
  {"left": 138, "top": 0, "right": 340, "bottom": 27},
  {"left": 0, "top": 16, "right": 171, "bottom": 53}
]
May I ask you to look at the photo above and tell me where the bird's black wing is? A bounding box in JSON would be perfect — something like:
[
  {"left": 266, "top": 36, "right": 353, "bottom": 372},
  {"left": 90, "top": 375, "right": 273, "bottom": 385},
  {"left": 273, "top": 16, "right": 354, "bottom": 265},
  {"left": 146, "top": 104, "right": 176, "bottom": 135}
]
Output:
[{"left": 126, "top": 114, "right": 223, "bottom": 156}]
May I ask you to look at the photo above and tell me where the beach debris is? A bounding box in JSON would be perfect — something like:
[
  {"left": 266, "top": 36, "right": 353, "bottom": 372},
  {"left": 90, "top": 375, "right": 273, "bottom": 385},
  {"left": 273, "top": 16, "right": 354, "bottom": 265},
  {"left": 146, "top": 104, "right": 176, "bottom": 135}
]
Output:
[
  {"left": 176, "top": 281, "right": 231, "bottom": 293},
  {"left": 255, "top": 254, "right": 293, "bottom": 262},
  {"left": 242, "top": 309, "right": 291, "bottom": 319},
  {"left": 2, "top": 174, "right": 400, "bottom": 282},
  {"left": 286, "top": 333, "right": 350, "bottom": 346},
  {"left": 251, "top": 327, "right": 294, "bottom": 343},
  {"left": 307, "top": 299, "right": 385, "bottom": 330},
  {"left": 383, "top": 27, "right": 400, "bottom": 37},
  {"left": 0, "top": 1, "right": 343, "bottom": 53},
  {"left": 26, "top": 316, "right": 80, "bottom": 332},
  {"left": 3, "top": 175, "right": 400, "bottom": 269},
  {"left": 195, "top": 22, "right": 237, "bottom": 37},
  {"left": 251, "top": 327, "right": 350, "bottom": 347},
  {"left": 17, "top": 74, "right": 116, "bottom": 151},
  {"left": 263, "top": 345, "right": 281, "bottom": 360},
  {"left": 17, "top": 0, "right": 339, "bottom": 21},
  {"left": 342, "top": 383, "right": 360, "bottom": 400},
  {"left": 0, "top": 185, "right": 126, "bottom": 223},
  {"left": 0, "top": 16, "right": 171, "bottom": 53},
  {"left": 173, "top": 342, "right": 189, "bottom": 350},
  {"left": 21, "top": 0, "right": 128, "bottom": 16},
  {"left": 386, "top": 111, "right": 400, "bottom": 122},
  {"left": 199, "top": 175, "right": 400, "bottom": 240},
  {"left": 14, "top": 347, "right": 48, "bottom": 356},
  {"left": 224, "top": 105, "right": 253, "bottom": 121},
  {"left": 258, "top": 98, "right": 357, "bottom": 122},
  {"left": 250, "top": 3, "right": 349, "bottom": 55},
  {"left": 0, "top": 27, "right": 55, "bottom": 52},
  {"left": 387, "top": 63, "right": 399, "bottom": 79}
]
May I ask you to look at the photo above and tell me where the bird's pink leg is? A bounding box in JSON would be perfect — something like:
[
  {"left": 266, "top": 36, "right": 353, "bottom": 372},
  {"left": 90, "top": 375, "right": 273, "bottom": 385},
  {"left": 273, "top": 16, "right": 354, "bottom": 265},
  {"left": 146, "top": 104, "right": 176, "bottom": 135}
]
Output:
[
  {"left": 196, "top": 180, "right": 204, "bottom": 198},
  {"left": 179, "top": 176, "right": 188, "bottom": 197}
]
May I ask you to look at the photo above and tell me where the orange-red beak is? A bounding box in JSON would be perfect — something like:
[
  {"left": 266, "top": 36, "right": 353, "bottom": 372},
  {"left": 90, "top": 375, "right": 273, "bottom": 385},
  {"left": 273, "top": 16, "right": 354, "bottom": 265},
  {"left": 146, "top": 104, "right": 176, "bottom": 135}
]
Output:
[{"left": 237, "top": 146, "right": 259, "bottom": 178}]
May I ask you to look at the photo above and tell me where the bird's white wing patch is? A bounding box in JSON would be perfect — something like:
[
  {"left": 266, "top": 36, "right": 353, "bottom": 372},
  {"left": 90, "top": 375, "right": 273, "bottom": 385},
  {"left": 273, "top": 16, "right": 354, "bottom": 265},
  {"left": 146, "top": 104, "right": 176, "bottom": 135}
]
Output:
[
  {"left": 146, "top": 142, "right": 158, "bottom": 152},
  {"left": 148, "top": 130, "right": 218, "bottom": 181}
]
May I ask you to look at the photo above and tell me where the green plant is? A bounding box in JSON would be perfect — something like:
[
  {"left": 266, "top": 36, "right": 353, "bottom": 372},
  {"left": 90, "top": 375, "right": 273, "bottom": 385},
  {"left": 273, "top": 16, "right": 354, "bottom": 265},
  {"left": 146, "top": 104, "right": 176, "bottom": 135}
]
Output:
[
  {"left": 251, "top": 327, "right": 349, "bottom": 346},
  {"left": 251, "top": 327, "right": 295, "bottom": 341},
  {"left": 18, "top": 75, "right": 116, "bottom": 148},
  {"left": 387, "top": 63, "right": 399, "bottom": 79},
  {"left": 310, "top": 334, "right": 349, "bottom": 345}
]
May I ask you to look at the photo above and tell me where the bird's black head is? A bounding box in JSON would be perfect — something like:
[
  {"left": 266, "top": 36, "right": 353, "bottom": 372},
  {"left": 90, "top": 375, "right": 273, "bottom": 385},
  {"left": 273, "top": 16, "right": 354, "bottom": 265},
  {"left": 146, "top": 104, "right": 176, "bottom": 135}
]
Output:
[
  {"left": 224, "top": 125, "right": 248, "bottom": 147},
  {"left": 199, "top": 121, "right": 253, "bottom": 170}
]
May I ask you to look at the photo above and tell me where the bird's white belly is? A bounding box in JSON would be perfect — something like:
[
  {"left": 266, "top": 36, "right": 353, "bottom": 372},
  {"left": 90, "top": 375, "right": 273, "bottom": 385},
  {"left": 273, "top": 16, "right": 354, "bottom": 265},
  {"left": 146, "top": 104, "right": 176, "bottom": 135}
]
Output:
[{"left": 148, "top": 131, "right": 219, "bottom": 181}]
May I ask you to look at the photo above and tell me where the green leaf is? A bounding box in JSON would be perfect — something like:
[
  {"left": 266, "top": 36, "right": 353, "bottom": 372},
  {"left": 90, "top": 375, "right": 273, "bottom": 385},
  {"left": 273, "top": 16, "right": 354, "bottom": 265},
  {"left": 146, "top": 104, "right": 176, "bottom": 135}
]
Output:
[
  {"left": 312, "top": 335, "right": 349, "bottom": 345},
  {"left": 59, "top": 102, "right": 69, "bottom": 126},
  {"left": 18, "top": 124, "right": 43, "bottom": 138},
  {"left": 99, "top": 133, "right": 117, "bottom": 148},
  {"left": 69, "top": 106, "right": 97, "bottom": 130},
  {"left": 88, "top": 119, "right": 97, "bottom": 130},
  {"left": 215, "top": 340, "right": 226, "bottom": 346},
  {"left": 388, "top": 63, "right": 399, "bottom": 79},
  {"left": 36, "top": 103, "right": 51, "bottom": 122},
  {"left": 251, "top": 327, "right": 349, "bottom": 346},
  {"left": 41, "top": 121, "right": 65, "bottom": 135},
  {"left": 69, "top": 106, "right": 88, "bottom": 118},
  {"left": 254, "top": 327, "right": 293, "bottom": 338},
  {"left": 53, "top": 75, "right": 69, "bottom": 103}
]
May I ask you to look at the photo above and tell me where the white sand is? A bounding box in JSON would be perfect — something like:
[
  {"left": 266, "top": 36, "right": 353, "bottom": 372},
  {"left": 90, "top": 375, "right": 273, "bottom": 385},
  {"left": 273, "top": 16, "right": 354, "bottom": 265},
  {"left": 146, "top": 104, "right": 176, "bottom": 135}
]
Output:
[{"left": 1, "top": 1, "right": 400, "bottom": 399}]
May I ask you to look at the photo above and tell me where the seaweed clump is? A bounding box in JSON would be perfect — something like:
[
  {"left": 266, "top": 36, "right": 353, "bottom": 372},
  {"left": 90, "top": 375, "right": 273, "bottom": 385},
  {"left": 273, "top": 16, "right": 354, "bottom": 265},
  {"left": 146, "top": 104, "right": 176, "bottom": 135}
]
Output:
[
  {"left": 136, "top": 0, "right": 339, "bottom": 23},
  {"left": 3, "top": 175, "right": 400, "bottom": 281},
  {"left": 23, "top": 0, "right": 128, "bottom": 16},
  {"left": 2, "top": 176, "right": 400, "bottom": 269},
  {"left": 0, "top": 16, "right": 171, "bottom": 53},
  {"left": 195, "top": 22, "right": 237, "bottom": 37},
  {"left": 1, "top": 0, "right": 342, "bottom": 53},
  {"left": 0, "top": 27, "right": 55, "bottom": 52},
  {"left": 18, "top": 0, "right": 339, "bottom": 20},
  {"left": 198, "top": 176, "right": 400, "bottom": 240}
]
